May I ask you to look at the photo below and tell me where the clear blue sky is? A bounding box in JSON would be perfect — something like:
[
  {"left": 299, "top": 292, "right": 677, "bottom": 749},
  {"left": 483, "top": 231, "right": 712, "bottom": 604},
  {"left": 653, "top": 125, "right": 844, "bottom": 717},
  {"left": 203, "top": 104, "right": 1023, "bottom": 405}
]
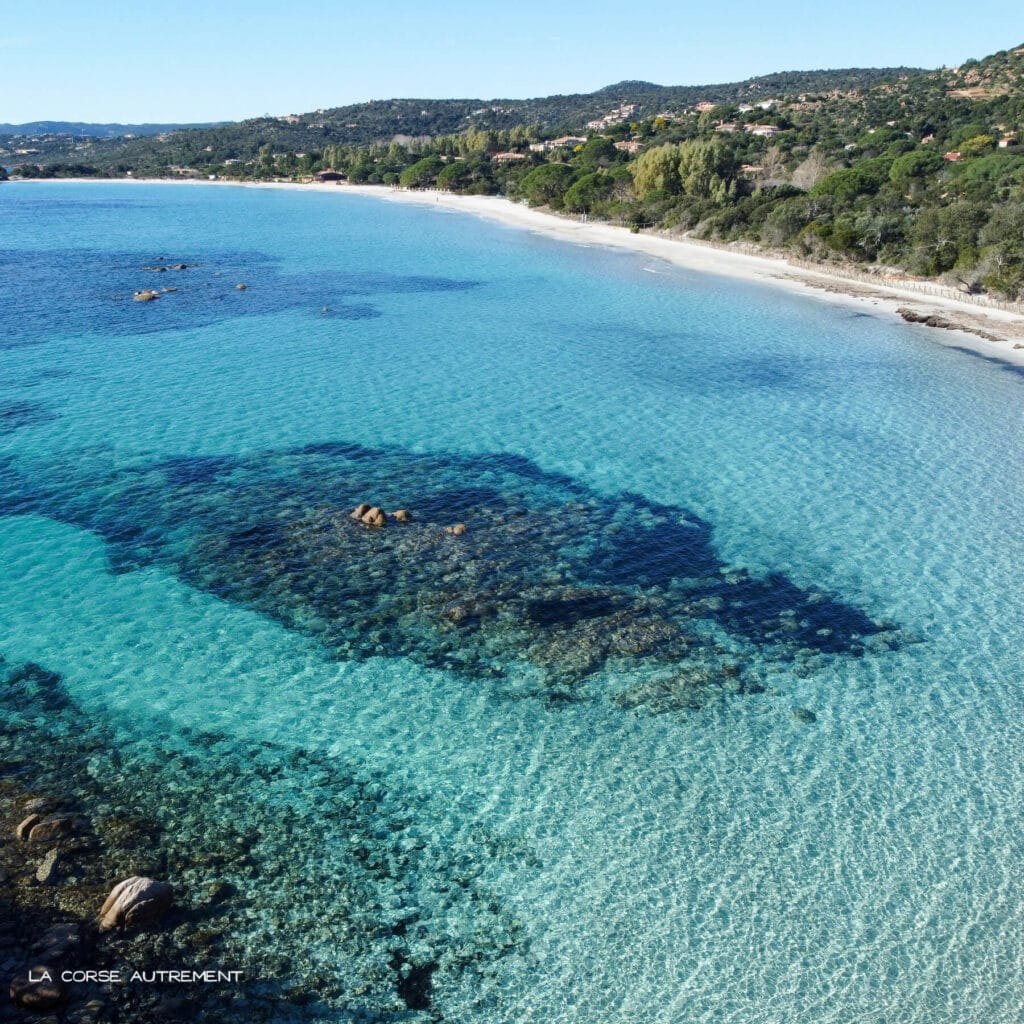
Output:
[{"left": 3, "top": 0, "right": 1022, "bottom": 123}]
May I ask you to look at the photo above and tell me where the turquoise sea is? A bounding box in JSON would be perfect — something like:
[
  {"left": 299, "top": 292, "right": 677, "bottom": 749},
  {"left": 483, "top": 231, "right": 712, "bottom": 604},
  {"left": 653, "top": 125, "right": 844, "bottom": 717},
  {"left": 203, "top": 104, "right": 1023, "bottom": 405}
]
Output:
[{"left": 1, "top": 181, "right": 1023, "bottom": 1022}]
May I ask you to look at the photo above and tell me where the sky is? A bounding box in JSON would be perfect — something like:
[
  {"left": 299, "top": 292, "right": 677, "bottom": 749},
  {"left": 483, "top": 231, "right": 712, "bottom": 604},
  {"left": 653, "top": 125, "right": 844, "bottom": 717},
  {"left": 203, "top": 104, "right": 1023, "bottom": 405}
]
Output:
[{"left": 2, "top": 0, "right": 1023, "bottom": 124}]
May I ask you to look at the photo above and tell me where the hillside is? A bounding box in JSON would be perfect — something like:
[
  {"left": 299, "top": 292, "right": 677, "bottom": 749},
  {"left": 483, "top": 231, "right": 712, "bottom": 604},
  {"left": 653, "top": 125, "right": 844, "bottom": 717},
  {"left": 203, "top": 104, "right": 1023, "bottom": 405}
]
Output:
[
  {"left": 1, "top": 67, "right": 916, "bottom": 172},
  {"left": 0, "top": 121, "right": 226, "bottom": 138},
  {"left": 5, "top": 47, "right": 1023, "bottom": 300}
]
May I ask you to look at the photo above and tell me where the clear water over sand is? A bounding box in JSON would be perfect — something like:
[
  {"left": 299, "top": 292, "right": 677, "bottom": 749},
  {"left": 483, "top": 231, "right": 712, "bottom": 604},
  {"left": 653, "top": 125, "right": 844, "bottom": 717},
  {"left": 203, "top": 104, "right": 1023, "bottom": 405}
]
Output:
[{"left": 1, "top": 182, "right": 1023, "bottom": 1022}]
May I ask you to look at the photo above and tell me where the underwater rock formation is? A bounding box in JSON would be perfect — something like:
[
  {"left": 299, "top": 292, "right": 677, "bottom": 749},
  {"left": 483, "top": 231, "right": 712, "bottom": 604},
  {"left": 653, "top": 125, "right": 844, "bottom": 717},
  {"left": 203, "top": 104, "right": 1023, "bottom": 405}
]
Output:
[
  {"left": 2, "top": 441, "right": 902, "bottom": 713},
  {"left": 98, "top": 876, "right": 174, "bottom": 931}
]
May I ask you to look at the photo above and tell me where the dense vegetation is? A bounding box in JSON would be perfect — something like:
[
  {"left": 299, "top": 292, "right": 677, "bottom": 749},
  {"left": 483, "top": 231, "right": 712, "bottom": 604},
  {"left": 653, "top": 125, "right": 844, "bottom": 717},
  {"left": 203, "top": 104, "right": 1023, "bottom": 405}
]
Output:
[{"left": 5, "top": 46, "right": 1024, "bottom": 298}]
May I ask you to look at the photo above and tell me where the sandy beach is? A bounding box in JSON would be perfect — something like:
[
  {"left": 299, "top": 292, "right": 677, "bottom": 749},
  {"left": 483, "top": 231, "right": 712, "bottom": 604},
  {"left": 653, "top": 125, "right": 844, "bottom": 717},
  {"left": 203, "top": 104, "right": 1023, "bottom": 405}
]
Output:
[
  {"left": 17, "top": 177, "right": 1024, "bottom": 365},
  {"left": 335, "top": 183, "right": 1024, "bottom": 365}
]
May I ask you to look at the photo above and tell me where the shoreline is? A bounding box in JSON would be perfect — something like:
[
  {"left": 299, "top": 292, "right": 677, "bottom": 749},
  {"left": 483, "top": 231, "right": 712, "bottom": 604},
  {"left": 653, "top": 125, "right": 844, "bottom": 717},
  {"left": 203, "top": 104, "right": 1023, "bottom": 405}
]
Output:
[{"left": 14, "top": 176, "right": 1024, "bottom": 366}]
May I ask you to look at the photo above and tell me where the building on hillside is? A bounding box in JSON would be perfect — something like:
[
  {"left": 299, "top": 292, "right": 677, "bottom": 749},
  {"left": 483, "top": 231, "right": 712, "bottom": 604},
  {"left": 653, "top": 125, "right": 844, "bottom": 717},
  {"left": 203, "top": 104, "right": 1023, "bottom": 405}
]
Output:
[
  {"left": 586, "top": 104, "right": 639, "bottom": 130},
  {"left": 491, "top": 152, "right": 527, "bottom": 162},
  {"left": 944, "top": 151, "right": 961, "bottom": 162},
  {"left": 744, "top": 124, "right": 780, "bottom": 138},
  {"left": 714, "top": 123, "right": 739, "bottom": 134},
  {"left": 614, "top": 140, "right": 643, "bottom": 153},
  {"left": 694, "top": 102, "right": 716, "bottom": 113}
]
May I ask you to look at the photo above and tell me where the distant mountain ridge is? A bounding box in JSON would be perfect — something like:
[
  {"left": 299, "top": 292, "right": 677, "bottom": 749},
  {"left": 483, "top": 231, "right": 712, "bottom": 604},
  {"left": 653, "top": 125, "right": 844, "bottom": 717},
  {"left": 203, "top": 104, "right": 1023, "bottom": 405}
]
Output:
[
  {"left": 0, "top": 121, "right": 228, "bottom": 138},
  {"left": 1, "top": 67, "right": 919, "bottom": 146}
]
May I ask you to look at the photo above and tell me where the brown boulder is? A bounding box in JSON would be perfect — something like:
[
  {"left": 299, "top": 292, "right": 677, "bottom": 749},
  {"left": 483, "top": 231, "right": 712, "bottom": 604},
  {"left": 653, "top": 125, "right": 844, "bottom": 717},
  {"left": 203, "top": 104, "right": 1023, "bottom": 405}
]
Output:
[
  {"left": 36, "top": 848, "right": 61, "bottom": 884},
  {"left": 98, "top": 876, "right": 174, "bottom": 931},
  {"left": 27, "top": 817, "right": 77, "bottom": 843},
  {"left": 392, "top": 509, "right": 411, "bottom": 523},
  {"left": 133, "top": 290, "right": 160, "bottom": 302},
  {"left": 236, "top": 283, "right": 247, "bottom": 290},
  {"left": 9, "top": 968, "right": 67, "bottom": 1011},
  {"left": 360, "top": 506, "right": 387, "bottom": 528},
  {"left": 15, "top": 814, "right": 43, "bottom": 841},
  {"left": 351, "top": 503, "right": 371, "bottom": 520},
  {"left": 445, "top": 523, "right": 467, "bottom": 536}
]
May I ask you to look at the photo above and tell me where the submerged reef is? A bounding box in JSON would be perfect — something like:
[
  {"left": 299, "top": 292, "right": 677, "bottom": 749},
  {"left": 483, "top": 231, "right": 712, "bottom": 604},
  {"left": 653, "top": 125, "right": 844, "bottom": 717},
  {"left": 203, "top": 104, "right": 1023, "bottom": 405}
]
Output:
[
  {"left": 0, "top": 247, "right": 481, "bottom": 349},
  {"left": 1, "top": 441, "right": 902, "bottom": 712},
  {"left": 0, "top": 656, "right": 530, "bottom": 1022}
]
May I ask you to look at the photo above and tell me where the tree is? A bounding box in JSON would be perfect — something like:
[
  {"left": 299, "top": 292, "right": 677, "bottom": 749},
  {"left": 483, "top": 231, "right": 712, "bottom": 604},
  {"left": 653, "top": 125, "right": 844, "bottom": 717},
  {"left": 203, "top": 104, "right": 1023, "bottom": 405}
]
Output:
[
  {"left": 888, "top": 149, "right": 944, "bottom": 190},
  {"left": 677, "top": 139, "right": 738, "bottom": 202},
  {"left": 519, "top": 163, "right": 576, "bottom": 207},
  {"left": 631, "top": 144, "right": 682, "bottom": 197},
  {"left": 791, "top": 150, "right": 831, "bottom": 190},
  {"left": 959, "top": 134, "right": 997, "bottom": 158},
  {"left": 575, "top": 137, "right": 618, "bottom": 170},
  {"left": 399, "top": 155, "right": 443, "bottom": 188},
  {"left": 563, "top": 172, "right": 614, "bottom": 212}
]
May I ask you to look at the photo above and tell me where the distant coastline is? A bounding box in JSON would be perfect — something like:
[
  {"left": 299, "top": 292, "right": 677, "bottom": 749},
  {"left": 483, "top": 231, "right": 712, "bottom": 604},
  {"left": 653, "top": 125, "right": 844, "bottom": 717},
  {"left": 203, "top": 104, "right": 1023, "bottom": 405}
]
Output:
[{"left": 13, "top": 176, "right": 1024, "bottom": 366}]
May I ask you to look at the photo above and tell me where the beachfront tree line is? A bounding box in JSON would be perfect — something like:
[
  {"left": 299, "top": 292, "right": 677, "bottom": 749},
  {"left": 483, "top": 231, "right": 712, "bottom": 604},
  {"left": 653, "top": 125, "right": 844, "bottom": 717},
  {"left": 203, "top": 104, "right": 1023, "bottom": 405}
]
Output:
[
  {"left": 8, "top": 44, "right": 1024, "bottom": 297},
  {"left": 294, "top": 116, "right": 1024, "bottom": 297}
]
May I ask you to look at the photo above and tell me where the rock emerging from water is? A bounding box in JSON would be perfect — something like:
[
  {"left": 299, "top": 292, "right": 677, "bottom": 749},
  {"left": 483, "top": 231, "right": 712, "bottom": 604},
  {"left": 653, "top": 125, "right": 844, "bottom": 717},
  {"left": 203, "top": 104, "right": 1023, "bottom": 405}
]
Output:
[
  {"left": 392, "top": 509, "right": 411, "bottom": 523},
  {"left": 133, "top": 290, "right": 160, "bottom": 302},
  {"left": 98, "top": 876, "right": 174, "bottom": 931},
  {"left": 236, "top": 283, "right": 247, "bottom": 291},
  {"left": 445, "top": 523, "right": 467, "bottom": 536},
  {"left": 896, "top": 307, "right": 1000, "bottom": 342},
  {"left": 351, "top": 503, "right": 387, "bottom": 527}
]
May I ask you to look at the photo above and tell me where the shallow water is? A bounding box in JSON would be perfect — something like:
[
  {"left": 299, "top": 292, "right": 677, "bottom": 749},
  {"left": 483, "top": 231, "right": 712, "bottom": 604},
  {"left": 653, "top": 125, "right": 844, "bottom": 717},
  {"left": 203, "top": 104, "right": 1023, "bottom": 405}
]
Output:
[{"left": 1, "top": 181, "right": 1023, "bottom": 1022}]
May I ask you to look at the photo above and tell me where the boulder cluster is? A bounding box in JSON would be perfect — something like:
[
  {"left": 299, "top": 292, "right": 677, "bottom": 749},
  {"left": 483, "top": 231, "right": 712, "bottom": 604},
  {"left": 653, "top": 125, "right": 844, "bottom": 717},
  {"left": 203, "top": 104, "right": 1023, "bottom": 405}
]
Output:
[
  {"left": 8, "top": 804, "right": 174, "bottom": 1014},
  {"left": 350, "top": 504, "right": 412, "bottom": 528}
]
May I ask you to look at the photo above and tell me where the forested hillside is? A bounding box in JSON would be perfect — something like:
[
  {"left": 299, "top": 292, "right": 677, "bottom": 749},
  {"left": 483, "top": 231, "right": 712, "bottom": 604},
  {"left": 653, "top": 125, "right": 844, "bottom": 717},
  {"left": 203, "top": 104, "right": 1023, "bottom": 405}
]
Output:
[{"left": 5, "top": 45, "right": 1024, "bottom": 298}]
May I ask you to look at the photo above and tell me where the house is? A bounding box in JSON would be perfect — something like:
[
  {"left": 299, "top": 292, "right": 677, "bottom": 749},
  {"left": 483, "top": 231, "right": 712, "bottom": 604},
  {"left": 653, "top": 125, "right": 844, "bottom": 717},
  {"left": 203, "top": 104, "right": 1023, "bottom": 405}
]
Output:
[
  {"left": 528, "top": 136, "right": 587, "bottom": 153},
  {"left": 614, "top": 140, "right": 643, "bottom": 153},
  {"left": 316, "top": 170, "right": 345, "bottom": 182},
  {"left": 998, "top": 133, "right": 1017, "bottom": 148},
  {"left": 586, "top": 104, "right": 639, "bottom": 130},
  {"left": 745, "top": 124, "right": 780, "bottom": 138},
  {"left": 714, "top": 123, "right": 739, "bottom": 133},
  {"left": 944, "top": 151, "right": 961, "bottom": 162},
  {"left": 694, "top": 101, "right": 716, "bottom": 113},
  {"left": 491, "top": 152, "right": 526, "bottom": 162}
]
